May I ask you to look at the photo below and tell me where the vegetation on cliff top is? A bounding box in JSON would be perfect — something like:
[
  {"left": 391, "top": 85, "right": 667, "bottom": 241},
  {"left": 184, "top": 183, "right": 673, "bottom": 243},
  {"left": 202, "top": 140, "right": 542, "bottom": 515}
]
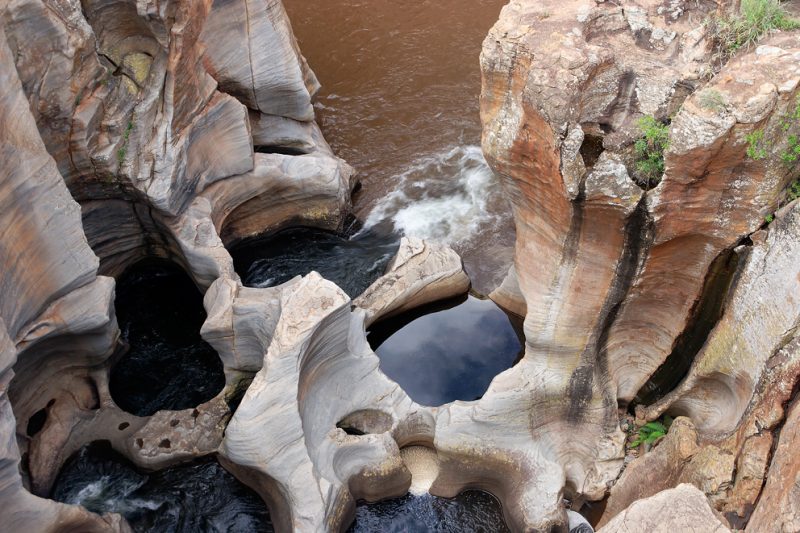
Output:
[
  {"left": 708, "top": 0, "right": 800, "bottom": 68},
  {"left": 633, "top": 116, "right": 670, "bottom": 189}
]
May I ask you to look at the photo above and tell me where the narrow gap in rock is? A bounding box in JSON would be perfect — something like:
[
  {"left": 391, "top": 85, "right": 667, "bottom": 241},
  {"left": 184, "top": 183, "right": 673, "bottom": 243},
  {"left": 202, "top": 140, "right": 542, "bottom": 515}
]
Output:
[
  {"left": 336, "top": 410, "right": 392, "bottom": 435},
  {"left": 336, "top": 424, "right": 366, "bottom": 436},
  {"left": 226, "top": 376, "right": 254, "bottom": 413},
  {"left": 579, "top": 133, "right": 605, "bottom": 170},
  {"left": 631, "top": 247, "right": 741, "bottom": 407},
  {"left": 253, "top": 145, "right": 309, "bottom": 156},
  {"left": 26, "top": 408, "right": 48, "bottom": 438}
]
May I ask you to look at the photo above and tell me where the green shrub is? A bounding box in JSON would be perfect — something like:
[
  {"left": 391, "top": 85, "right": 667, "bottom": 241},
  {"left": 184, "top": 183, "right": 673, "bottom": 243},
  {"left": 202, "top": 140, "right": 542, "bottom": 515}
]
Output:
[
  {"left": 698, "top": 89, "right": 727, "bottom": 112},
  {"left": 746, "top": 129, "right": 769, "bottom": 160},
  {"left": 788, "top": 179, "right": 800, "bottom": 202},
  {"left": 717, "top": 0, "right": 799, "bottom": 53},
  {"left": 117, "top": 120, "right": 134, "bottom": 164},
  {"left": 634, "top": 116, "right": 670, "bottom": 188},
  {"left": 631, "top": 416, "right": 673, "bottom": 448},
  {"left": 707, "top": 0, "right": 800, "bottom": 68}
]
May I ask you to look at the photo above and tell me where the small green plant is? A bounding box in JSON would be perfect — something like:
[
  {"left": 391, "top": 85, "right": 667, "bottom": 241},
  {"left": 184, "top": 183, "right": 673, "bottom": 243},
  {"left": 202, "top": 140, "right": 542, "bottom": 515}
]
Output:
[
  {"left": 631, "top": 416, "right": 673, "bottom": 448},
  {"left": 634, "top": 116, "right": 670, "bottom": 189},
  {"left": 746, "top": 129, "right": 769, "bottom": 160},
  {"left": 117, "top": 119, "right": 134, "bottom": 164},
  {"left": 788, "top": 179, "right": 800, "bottom": 202},
  {"left": 780, "top": 134, "right": 800, "bottom": 163}
]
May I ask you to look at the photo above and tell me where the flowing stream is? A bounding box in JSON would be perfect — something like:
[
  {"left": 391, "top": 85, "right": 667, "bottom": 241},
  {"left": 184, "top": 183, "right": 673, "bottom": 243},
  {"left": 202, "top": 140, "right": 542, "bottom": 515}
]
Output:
[
  {"left": 284, "top": 0, "right": 514, "bottom": 294},
  {"left": 52, "top": 442, "right": 273, "bottom": 532}
]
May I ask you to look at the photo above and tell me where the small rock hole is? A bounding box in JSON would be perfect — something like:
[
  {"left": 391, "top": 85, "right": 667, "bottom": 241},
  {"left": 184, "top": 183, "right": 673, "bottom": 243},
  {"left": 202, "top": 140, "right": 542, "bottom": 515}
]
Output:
[
  {"left": 170, "top": 419, "right": 180, "bottom": 427},
  {"left": 26, "top": 408, "right": 48, "bottom": 437},
  {"left": 136, "top": 438, "right": 144, "bottom": 448},
  {"left": 158, "top": 439, "right": 171, "bottom": 448},
  {"left": 579, "top": 133, "right": 605, "bottom": 169},
  {"left": 118, "top": 422, "right": 130, "bottom": 431}
]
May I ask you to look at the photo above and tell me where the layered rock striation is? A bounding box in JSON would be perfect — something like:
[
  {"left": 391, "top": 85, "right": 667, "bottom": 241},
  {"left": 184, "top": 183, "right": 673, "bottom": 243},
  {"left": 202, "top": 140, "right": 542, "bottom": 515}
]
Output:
[
  {"left": 2, "top": 0, "right": 800, "bottom": 531},
  {"left": 480, "top": 0, "right": 800, "bottom": 528}
]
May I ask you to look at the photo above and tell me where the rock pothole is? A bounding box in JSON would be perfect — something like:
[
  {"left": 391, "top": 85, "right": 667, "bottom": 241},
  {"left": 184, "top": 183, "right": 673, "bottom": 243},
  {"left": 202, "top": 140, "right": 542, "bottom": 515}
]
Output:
[
  {"left": 109, "top": 260, "right": 225, "bottom": 417},
  {"left": 229, "top": 227, "right": 399, "bottom": 298},
  {"left": 367, "top": 294, "right": 524, "bottom": 406}
]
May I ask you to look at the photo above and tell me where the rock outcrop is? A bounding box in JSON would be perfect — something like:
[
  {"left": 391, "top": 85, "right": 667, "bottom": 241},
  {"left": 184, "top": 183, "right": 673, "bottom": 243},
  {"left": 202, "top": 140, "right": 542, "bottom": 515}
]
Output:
[
  {"left": 0, "top": 23, "right": 125, "bottom": 531},
  {"left": 597, "top": 484, "right": 731, "bottom": 533},
  {"left": 480, "top": 0, "right": 800, "bottom": 528},
  {"left": 2, "top": 0, "right": 800, "bottom": 531}
]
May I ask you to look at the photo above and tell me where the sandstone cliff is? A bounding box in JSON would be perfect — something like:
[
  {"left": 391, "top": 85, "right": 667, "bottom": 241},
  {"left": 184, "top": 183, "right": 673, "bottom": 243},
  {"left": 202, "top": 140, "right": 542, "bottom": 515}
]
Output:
[{"left": 480, "top": 0, "right": 800, "bottom": 529}]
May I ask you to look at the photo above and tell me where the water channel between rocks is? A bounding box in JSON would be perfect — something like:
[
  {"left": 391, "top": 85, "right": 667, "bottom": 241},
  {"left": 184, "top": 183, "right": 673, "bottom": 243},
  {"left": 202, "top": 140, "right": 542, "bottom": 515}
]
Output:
[
  {"left": 284, "top": 0, "right": 514, "bottom": 294},
  {"left": 52, "top": 442, "right": 274, "bottom": 533}
]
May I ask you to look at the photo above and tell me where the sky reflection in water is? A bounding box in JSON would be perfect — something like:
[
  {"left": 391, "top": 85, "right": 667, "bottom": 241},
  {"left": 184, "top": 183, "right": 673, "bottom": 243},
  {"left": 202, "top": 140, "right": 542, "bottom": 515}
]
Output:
[{"left": 368, "top": 295, "right": 524, "bottom": 406}]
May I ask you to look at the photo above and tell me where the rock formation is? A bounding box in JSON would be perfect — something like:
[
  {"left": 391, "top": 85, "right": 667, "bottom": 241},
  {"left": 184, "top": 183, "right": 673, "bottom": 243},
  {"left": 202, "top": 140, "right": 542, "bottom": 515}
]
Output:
[
  {"left": 1, "top": 0, "right": 799, "bottom": 531},
  {"left": 479, "top": 0, "right": 800, "bottom": 529}
]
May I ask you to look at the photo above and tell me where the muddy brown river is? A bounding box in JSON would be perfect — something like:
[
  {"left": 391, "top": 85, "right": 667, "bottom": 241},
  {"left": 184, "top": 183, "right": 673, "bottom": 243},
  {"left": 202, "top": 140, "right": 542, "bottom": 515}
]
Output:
[{"left": 284, "top": 0, "right": 514, "bottom": 293}]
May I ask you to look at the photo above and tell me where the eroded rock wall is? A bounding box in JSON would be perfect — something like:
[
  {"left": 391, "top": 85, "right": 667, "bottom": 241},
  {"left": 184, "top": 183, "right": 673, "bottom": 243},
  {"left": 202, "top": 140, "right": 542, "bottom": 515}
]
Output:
[{"left": 480, "top": 0, "right": 800, "bottom": 528}]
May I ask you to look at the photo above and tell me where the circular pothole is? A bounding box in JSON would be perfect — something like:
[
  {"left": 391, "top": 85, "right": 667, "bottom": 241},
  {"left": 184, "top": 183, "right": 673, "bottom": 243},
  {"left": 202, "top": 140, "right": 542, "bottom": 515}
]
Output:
[
  {"left": 109, "top": 260, "right": 224, "bottom": 416},
  {"left": 368, "top": 295, "right": 524, "bottom": 406}
]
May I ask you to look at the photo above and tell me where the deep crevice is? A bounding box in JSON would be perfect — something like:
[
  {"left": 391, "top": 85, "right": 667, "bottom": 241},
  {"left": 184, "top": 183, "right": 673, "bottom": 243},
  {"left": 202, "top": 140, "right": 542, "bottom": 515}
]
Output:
[
  {"left": 253, "top": 145, "right": 309, "bottom": 156},
  {"left": 26, "top": 408, "right": 48, "bottom": 438},
  {"left": 632, "top": 246, "right": 742, "bottom": 407},
  {"left": 579, "top": 133, "right": 605, "bottom": 169}
]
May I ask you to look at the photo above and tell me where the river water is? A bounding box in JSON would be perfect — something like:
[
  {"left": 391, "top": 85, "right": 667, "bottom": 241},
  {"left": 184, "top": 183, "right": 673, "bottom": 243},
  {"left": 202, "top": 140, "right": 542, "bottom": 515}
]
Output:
[{"left": 284, "top": 0, "right": 514, "bottom": 294}]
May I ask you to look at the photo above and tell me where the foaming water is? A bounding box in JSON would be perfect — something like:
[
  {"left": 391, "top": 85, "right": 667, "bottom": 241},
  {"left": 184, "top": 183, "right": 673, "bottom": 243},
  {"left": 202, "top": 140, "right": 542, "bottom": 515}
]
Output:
[
  {"left": 284, "top": 0, "right": 514, "bottom": 293},
  {"left": 368, "top": 295, "right": 524, "bottom": 406},
  {"left": 360, "top": 146, "right": 505, "bottom": 246},
  {"left": 52, "top": 443, "right": 273, "bottom": 532},
  {"left": 347, "top": 491, "right": 510, "bottom": 533}
]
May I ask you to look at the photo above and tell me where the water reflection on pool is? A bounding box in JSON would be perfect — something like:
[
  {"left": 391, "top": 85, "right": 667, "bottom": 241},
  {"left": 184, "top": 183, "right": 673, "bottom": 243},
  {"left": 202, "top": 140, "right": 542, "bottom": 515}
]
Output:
[{"left": 368, "top": 295, "right": 524, "bottom": 406}]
